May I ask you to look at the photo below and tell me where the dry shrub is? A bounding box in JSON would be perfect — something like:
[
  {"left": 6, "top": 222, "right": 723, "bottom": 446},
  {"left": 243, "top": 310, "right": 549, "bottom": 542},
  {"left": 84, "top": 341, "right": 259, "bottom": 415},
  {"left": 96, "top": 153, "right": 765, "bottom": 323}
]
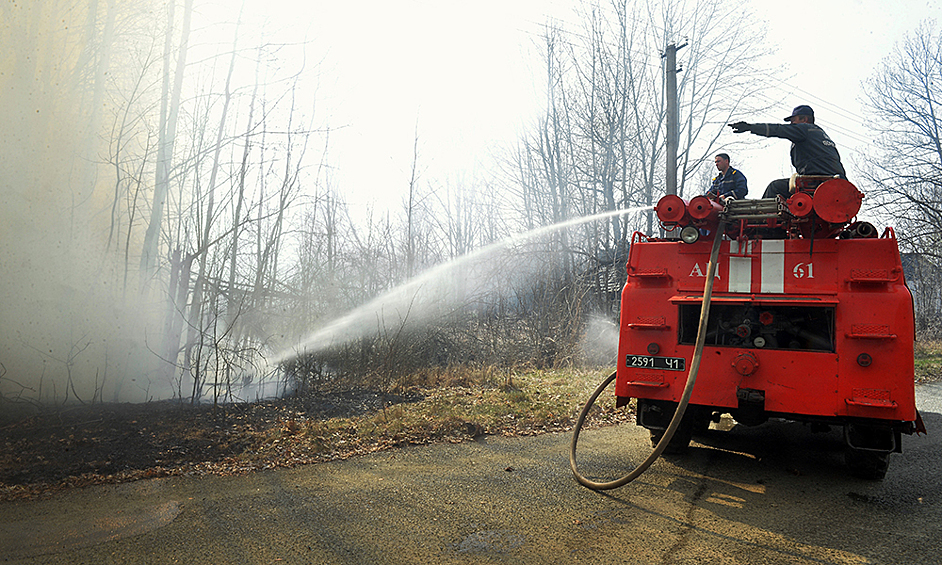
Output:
[{"left": 281, "top": 271, "right": 620, "bottom": 396}]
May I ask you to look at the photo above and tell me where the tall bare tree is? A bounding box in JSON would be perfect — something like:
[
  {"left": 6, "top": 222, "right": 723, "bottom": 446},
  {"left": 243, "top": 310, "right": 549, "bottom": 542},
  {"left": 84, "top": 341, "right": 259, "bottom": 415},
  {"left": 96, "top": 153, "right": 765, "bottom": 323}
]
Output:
[
  {"left": 862, "top": 20, "right": 942, "bottom": 255},
  {"left": 140, "top": 0, "right": 193, "bottom": 280},
  {"left": 861, "top": 20, "right": 942, "bottom": 335}
]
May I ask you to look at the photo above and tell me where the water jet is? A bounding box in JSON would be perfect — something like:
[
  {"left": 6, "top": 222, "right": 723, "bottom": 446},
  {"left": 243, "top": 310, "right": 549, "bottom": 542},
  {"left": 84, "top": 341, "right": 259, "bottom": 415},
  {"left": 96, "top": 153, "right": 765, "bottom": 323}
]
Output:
[{"left": 270, "top": 206, "right": 653, "bottom": 366}]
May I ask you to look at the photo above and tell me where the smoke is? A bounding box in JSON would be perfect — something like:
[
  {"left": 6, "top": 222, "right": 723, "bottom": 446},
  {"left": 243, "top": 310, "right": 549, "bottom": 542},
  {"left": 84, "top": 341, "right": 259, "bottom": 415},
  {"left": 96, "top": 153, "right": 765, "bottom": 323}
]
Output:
[
  {"left": 0, "top": 180, "right": 166, "bottom": 404},
  {"left": 579, "top": 314, "right": 620, "bottom": 367},
  {"left": 0, "top": 119, "right": 167, "bottom": 403},
  {"left": 0, "top": 5, "right": 166, "bottom": 405}
]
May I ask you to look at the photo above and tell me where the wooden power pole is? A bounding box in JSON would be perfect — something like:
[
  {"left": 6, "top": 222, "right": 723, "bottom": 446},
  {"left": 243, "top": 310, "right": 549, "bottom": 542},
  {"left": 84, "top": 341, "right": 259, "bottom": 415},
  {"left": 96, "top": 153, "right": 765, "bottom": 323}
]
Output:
[{"left": 663, "top": 42, "right": 686, "bottom": 197}]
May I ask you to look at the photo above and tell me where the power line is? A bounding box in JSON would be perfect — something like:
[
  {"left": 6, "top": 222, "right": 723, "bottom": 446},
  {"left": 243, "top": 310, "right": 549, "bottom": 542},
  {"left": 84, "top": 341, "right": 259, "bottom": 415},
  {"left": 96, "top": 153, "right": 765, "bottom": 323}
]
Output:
[
  {"left": 748, "top": 90, "right": 872, "bottom": 147},
  {"left": 519, "top": 1, "right": 877, "bottom": 152},
  {"left": 516, "top": 18, "right": 662, "bottom": 73},
  {"left": 761, "top": 76, "right": 867, "bottom": 125}
]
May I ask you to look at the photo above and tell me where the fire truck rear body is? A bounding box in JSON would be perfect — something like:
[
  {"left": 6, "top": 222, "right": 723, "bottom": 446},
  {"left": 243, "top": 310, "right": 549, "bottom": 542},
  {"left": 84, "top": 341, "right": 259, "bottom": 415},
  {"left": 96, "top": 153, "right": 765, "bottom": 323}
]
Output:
[{"left": 616, "top": 179, "right": 922, "bottom": 477}]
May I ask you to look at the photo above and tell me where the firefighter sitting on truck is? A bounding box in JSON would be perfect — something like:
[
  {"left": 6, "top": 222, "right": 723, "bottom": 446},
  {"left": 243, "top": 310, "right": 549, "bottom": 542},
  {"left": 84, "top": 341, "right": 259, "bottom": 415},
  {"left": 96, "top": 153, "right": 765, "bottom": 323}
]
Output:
[
  {"left": 728, "top": 104, "right": 847, "bottom": 201},
  {"left": 705, "top": 152, "right": 748, "bottom": 201}
]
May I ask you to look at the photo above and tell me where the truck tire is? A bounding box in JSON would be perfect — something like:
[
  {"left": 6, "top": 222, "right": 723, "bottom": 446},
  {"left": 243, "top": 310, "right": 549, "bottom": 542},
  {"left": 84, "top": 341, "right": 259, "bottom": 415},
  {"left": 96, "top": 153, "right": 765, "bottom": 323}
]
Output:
[
  {"left": 845, "top": 448, "right": 889, "bottom": 480},
  {"left": 650, "top": 415, "right": 694, "bottom": 454}
]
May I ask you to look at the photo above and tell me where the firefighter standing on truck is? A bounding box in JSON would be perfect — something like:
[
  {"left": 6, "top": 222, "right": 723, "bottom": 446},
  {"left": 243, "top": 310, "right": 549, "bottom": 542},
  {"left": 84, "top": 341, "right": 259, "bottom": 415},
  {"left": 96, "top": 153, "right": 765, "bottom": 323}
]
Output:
[
  {"left": 728, "top": 104, "right": 846, "bottom": 200},
  {"left": 706, "top": 152, "right": 748, "bottom": 201}
]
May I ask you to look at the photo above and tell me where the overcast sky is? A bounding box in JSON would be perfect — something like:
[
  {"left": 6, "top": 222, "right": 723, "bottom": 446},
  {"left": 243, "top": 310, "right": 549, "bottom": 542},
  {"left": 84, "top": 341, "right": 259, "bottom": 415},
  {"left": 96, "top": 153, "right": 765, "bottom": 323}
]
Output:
[{"left": 247, "top": 0, "right": 942, "bottom": 217}]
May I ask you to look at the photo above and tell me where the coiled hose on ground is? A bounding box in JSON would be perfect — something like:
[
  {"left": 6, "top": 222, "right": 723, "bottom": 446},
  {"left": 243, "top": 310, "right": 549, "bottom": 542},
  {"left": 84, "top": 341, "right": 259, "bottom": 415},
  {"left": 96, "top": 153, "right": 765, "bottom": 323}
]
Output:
[{"left": 569, "top": 222, "right": 727, "bottom": 490}]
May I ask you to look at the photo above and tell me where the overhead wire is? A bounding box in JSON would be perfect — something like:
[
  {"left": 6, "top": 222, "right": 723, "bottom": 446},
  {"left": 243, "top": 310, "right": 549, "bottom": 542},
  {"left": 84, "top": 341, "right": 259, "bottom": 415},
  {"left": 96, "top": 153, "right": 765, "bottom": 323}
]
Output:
[
  {"left": 518, "top": 0, "right": 878, "bottom": 161},
  {"left": 516, "top": 19, "right": 663, "bottom": 74},
  {"left": 747, "top": 90, "right": 872, "bottom": 147}
]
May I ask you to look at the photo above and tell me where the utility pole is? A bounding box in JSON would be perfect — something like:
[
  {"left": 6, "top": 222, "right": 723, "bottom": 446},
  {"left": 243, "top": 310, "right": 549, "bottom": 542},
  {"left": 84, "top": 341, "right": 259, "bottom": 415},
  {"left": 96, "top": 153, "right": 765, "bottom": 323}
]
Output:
[{"left": 663, "top": 41, "right": 686, "bottom": 196}]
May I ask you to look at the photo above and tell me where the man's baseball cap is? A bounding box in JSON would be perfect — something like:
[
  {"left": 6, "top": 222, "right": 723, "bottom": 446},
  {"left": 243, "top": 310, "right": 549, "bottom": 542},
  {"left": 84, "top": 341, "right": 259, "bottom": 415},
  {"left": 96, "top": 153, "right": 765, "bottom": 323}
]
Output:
[{"left": 785, "top": 105, "right": 814, "bottom": 121}]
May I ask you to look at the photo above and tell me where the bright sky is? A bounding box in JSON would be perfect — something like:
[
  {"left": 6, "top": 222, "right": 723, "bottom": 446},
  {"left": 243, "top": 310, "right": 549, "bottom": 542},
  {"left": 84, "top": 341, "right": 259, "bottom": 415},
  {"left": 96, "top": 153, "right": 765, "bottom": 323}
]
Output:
[
  {"left": 742, "top": 0, "right": 941, "bottom": 213},
  {"left": 250, "top": 0, "right": 942, "bottom": 219},
  {"left": 254, "top": 0, "right": 560, "bottom": 218}
]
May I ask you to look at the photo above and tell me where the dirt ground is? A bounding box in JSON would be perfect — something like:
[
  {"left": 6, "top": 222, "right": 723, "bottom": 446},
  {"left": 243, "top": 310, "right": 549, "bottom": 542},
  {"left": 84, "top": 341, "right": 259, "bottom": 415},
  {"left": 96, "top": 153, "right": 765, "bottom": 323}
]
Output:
[
  {"left": 10, "top": 370, "right": 931, "bottom": 503},
  {"left": 0, "top": 390, "right": 423, "bottom": 501}
]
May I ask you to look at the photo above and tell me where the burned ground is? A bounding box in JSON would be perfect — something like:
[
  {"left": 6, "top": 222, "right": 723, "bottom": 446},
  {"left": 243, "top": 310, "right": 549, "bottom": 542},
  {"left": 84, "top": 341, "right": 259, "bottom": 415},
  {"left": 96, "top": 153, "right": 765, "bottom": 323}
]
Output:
[{"left": 0, "top": 390, "right": 424, "bottom": 500}]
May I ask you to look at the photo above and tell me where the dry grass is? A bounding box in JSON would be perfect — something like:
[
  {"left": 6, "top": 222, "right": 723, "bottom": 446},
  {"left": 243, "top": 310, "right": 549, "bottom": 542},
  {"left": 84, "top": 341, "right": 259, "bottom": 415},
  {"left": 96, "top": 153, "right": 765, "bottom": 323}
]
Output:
[
  {"left": 246, "top": 367, "right": 630, "bottom": 464},
  {"left": 1, "top": 367, "right": 630, "bottom": 500},
  {"left": 915, "top": 340, "right": 942, "bottom": 384}
]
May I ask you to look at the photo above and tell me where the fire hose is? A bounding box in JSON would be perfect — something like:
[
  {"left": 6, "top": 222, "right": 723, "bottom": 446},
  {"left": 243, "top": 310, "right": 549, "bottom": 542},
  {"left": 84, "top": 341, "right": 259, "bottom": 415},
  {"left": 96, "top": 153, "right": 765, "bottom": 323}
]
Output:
[{"left": 569, "top": 221, "right": 727, "bottom": 490}]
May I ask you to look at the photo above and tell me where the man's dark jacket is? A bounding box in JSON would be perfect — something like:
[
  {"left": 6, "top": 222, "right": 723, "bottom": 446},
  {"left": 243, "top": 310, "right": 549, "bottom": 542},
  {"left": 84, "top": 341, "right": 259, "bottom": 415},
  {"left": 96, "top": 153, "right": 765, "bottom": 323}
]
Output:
[
  {"left": 707, "top": 167, "right": 748, "bottom": 199},
  {"left": 746, "top": 122, "right": 846, "bottom": 177}
]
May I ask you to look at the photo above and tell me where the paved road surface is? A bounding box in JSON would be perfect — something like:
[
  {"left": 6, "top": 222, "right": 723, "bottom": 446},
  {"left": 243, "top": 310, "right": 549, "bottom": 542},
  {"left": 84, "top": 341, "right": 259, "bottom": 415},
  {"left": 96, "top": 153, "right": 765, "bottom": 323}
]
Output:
[{"left": 2, "top": 384, "right": 940, "bottom": 564}]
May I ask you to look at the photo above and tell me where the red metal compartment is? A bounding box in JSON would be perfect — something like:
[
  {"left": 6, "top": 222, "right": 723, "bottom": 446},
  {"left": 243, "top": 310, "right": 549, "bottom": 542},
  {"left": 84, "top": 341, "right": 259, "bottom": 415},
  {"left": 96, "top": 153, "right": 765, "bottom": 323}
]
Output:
[{"left": 617, "top": 236, "right": 916, "bottom": 423}]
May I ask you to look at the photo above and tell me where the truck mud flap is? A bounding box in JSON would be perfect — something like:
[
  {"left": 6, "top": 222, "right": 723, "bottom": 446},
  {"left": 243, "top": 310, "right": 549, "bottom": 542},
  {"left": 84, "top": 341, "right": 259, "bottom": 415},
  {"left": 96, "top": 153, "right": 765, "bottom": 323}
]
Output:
[{"left": 844, "top": 422, "right": 899, "bottom": 454}]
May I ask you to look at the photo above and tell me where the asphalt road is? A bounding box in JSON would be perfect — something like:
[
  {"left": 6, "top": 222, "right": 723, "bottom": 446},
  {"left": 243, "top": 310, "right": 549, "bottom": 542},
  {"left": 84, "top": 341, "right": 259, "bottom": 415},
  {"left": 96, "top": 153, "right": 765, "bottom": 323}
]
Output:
[{"left": 2, "top": 384, "right": 940, "bottom": 565}]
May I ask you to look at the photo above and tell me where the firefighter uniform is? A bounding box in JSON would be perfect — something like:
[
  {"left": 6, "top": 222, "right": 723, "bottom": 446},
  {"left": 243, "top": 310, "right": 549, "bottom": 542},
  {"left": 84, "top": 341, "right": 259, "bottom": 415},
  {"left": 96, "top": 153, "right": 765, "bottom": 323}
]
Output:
[
  {"left": 730, "top": 105, "right": 846, "bottom": 200},
  {"left": 707, "top": 166, "right": 748, "bottom": 199},
  {"left": 743, "top": 122, "right": 846, "bottom": 179}
]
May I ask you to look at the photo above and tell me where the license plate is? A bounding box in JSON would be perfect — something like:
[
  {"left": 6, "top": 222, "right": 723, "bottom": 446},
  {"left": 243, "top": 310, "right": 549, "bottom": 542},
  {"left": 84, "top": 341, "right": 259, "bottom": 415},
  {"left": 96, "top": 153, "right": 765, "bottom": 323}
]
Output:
[{"left": 625, "top": 355, "right": 686, "bottom": 371}]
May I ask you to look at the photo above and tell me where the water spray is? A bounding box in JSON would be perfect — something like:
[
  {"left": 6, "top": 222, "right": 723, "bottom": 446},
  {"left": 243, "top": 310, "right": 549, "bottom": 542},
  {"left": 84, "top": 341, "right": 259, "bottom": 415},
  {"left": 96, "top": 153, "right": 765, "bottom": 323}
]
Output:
[{"left": 269, "top": 206, "right": 653, "bottom": 366}]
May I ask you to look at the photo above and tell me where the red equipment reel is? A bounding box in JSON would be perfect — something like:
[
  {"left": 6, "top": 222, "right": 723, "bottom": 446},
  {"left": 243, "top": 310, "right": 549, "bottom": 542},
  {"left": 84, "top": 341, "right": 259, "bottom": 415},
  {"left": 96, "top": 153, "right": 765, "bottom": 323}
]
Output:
[
  {"left": 787, "top": 192, "right": 814, "bottom": 217},
  {"left": 655, "top": 194, "right": 689, "bottom": 225},
  {"left": 812, "top": 179, "right": 864, "bottom": 224},
  {"left": 687, "top": 195, "right": 723, "bottom": 223}
]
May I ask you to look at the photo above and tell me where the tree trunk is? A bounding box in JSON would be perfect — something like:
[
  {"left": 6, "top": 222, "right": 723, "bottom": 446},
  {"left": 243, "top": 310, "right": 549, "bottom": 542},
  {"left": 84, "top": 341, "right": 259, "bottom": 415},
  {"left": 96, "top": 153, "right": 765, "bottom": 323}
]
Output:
[{"left": 141, "top": 0, "right": 193, "bottom": 280}]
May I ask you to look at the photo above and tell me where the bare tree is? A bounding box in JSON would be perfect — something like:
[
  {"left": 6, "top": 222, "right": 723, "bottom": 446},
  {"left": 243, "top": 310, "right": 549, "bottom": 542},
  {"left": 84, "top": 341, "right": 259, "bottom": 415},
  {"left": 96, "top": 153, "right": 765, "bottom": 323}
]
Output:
[
  {"left": 862, "top": 20, "right": 942, "bottom": 255},
  {"left": 140, "top": 0, "right": 193, "bottom": 280},
  {"left": 511, "top": 0, "right": 773, "bottom": 264},
  {"left": 861, "top": 20, "right": 942, "bottom": 336}
]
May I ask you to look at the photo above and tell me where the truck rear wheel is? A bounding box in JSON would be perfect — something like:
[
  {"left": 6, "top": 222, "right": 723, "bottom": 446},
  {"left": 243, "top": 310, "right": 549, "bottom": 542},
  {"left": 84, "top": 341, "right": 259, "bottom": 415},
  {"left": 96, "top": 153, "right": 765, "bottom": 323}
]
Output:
[
  {"left": 650, "top": 423, "right": 692, "bottom": 454},
  {"left": 689, "top": 409, "right": 713, "bottom": 437},
  {"left": 641, "top": 402, "right": 712, "bottom": 454},
  {"left": 844, "top": 448, "right": 889, "bottom": 480}
]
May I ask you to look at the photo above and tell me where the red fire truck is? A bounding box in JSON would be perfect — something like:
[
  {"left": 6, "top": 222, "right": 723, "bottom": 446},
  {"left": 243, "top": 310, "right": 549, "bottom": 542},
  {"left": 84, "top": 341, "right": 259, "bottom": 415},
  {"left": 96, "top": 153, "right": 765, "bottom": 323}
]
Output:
[{"left": 616, "top": 177, "right": 925, "bottom": 479}]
